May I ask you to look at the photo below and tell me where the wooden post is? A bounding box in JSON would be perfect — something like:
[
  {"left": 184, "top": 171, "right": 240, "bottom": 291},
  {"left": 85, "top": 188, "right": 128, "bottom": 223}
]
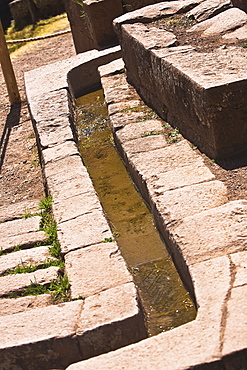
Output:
[{"left": 0, "top": 20, "right": 21, "bottom": 105}]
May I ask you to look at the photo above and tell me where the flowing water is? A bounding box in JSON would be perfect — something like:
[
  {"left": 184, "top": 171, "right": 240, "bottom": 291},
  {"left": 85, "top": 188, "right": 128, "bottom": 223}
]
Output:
[{"left": 76, "top": 90, "right": 196, "bottom": 336}]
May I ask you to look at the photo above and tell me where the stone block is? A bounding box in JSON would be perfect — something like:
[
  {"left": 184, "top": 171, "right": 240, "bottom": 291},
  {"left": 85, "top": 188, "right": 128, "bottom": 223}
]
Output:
[
  {"left": 0, "top": 266, "right": 60, "bottom": 297},
  {"left": 0, "top": 301, "right": 83, "bottom": 370},
  {"left": 35, "top": 116, "right": 74, "bottom": 150},
  {"left": 0, "top": 231, "right": 47, "bottom": 253},
  {"left": 189, "top": 8, "right": 247, "bottom": 36},
  {"left": 0, "top": 199, "right": 39, "bottom": 223},
  {"left": 44, "top": 153, "right": 85, "bottom": 180},
  {"left": 52, "top": 191, "right": 102, "bottom": 224},
  {"left": 187, "top": 0, "right": 232, "bottom": 22},
  {"left": 114, "top": 6, "right": 247, "bottom": 159},
  {"left": 129, "top": 140, "right": 202, "bottom": 179},
  {"left": 169, "top": 200, "right": 247, "bottom": 265},
  {"left": 46, "top": 169, "right": 95, "bottom": 203},
  {"left": 98, "top": 58, "right": 125, "bottom": 77},
  {"left": 0, "top": 294, "right": 52, "bottom": 316},
  {"left": 42, "top": 141, "right": 79, "bottom": 165},
  {"left": 113, "top": 0, "right": 205, "bottom": 37},
  {"left": 147, "top": 163, "right": 215, "bottom": 196},
  {"left": 154, "top": 180, "right": 227, "bottom": 225},
  {"left": 0, "top": 216, "right": 41, "bottom": 237},
  {"left": 58, "top": 210, "right": 112, "bottom": 254},
  {"left": 230, "top": 250, "right": 247, "bottom": 288},
  {"left": 83, "top": 0, "right": 123, "bottom": 48},
  {"left": 0, "top": 216, "right": 47, "bottom": 252},
  {"left": 188, "top": 255, "right": 231, "bottom": 322},
  {"left": 108, "top": 100, "right": 142, "bottom": 116},
  {"left": 222, "top": 285, "right": 247, "bottom": 359},
  {"left": 0, "top": 246, "right": 54, "bottom": 275},
  {"left": 122, "top": 135, "right": 167, "bottom": 155},
  {"left": 116, "top": 119, "right": 164, "bottom": 142},
  {"left": 222, "top": 24, "right": 247, "bottom": 40},
  {"left": 65, "top": 242, "right": 132, "bottom": 299},
  {"left": 76, "top": 282, "right": 147, "bottom": 360}
]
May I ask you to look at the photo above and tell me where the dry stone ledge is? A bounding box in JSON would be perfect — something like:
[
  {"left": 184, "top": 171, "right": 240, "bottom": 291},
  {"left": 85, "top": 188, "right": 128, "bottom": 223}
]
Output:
[
  {"left": 0, "top": 245, "right": 54, "bottom": 275},
  {"left": 58, "top": 210, "right": 113, "bottom": 254},
  {"left": 188, "top": 7, "right": 247, "bottom": 36},
  {"left": 154, "top": 180, "right": 228, "bottom": 225},
  {"left": 0, "top": 199, "right": 39, "bottom": 223},
  {"left": 76, "top": 282, "right": 147, "bottom": 360},
  {"left": 222, "top": 23, "right": 247, "bottom": 40},
  {"left": 65, "top": 242, "right": 133, "bottom": 299},
  {"left": 0, "top": 216, "right": 47, "bottom": 252},
  {"left": 169, "top": 200, "right": 247, "bottom": 265},
  {"left": 0, "top": 294, "right": 52, "bottom": 317},
  {"left": 0, "top": 266, "right": 60, "bottom": 297},
  {"left": 0, "top": 301, "right": 84, "bottom": 370},
  {"left": 0, "top": 215, "right": 41, "bottom": 237},
  {"left": 113, "top": 4, "right": 247, "bottom": 159},
  {"left": 187, "top": 0, "right": 232, "bottom": 22}
]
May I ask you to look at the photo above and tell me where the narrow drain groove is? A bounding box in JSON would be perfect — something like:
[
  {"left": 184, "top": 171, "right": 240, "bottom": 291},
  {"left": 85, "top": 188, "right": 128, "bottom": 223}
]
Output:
[{"left": 76, "top": 89, "right": 196, "bottom": 336}]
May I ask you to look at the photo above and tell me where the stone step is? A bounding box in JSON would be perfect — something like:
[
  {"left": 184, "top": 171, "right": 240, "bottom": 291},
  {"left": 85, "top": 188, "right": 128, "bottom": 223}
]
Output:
[
  {"left": 0, "top": 245, "right": 55, "bottom": 275},
  {"left": 0, "top": 266, "right": 60, "bottom": 297},
  {"left": 0, "top": 216, "right": 47, "bottom": 252},
  {"left": 0, "top": 199, "right": 39, "bottom": 223}
]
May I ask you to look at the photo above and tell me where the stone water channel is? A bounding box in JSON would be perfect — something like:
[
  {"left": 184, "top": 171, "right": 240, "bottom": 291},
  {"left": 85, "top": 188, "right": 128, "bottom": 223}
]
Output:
[{"left": 76, "top": 89, "right": 196, "bottom": 336}]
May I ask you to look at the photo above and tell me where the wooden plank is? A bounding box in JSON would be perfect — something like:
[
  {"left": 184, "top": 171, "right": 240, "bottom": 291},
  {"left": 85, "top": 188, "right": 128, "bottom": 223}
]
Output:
[{"left": 0, "top": 20, "right": 20, "bottom": 105}]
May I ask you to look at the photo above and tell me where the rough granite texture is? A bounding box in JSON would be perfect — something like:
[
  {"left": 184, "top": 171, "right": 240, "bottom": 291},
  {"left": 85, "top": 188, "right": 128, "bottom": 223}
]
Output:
[{"left": 4, "top": 17, "right": 246, "bottom": 369}]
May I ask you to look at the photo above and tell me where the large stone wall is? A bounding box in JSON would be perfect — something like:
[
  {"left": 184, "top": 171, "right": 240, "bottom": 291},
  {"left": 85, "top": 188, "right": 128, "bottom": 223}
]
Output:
[{"left": 9, "top": 0, "right": 65, "bottom": 30}]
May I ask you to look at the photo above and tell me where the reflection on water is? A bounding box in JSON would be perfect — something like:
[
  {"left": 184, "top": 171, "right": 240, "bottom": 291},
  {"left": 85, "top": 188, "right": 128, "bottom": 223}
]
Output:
[{"left": 76, "top": 90, "right": 196, "bottom": 336}]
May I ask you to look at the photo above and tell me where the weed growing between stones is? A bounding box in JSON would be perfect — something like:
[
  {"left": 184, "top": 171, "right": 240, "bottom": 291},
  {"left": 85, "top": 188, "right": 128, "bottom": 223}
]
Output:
[
  {"left": 3, "top": 260, "right": 65, "bottom": 276},
  {"left": 0, "top": 196, "right": 72, "bottom": 302},
  {"left": 39, "top": 196, "right": 61, "bottom": 258},
  {"left": 4, "top": 273, "right": 71, "bottom": 302},
  {"left": 243, "top": 42, "right": 247, "bottom": 48},
  {"left": 141, "top": 131, "right": 161, "bottom": 138}
]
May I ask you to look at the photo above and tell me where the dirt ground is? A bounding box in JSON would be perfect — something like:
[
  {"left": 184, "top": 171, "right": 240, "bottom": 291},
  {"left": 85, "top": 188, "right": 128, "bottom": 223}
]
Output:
[{"left": 0, "top": 31, "right": 75, "bottom": 209}]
